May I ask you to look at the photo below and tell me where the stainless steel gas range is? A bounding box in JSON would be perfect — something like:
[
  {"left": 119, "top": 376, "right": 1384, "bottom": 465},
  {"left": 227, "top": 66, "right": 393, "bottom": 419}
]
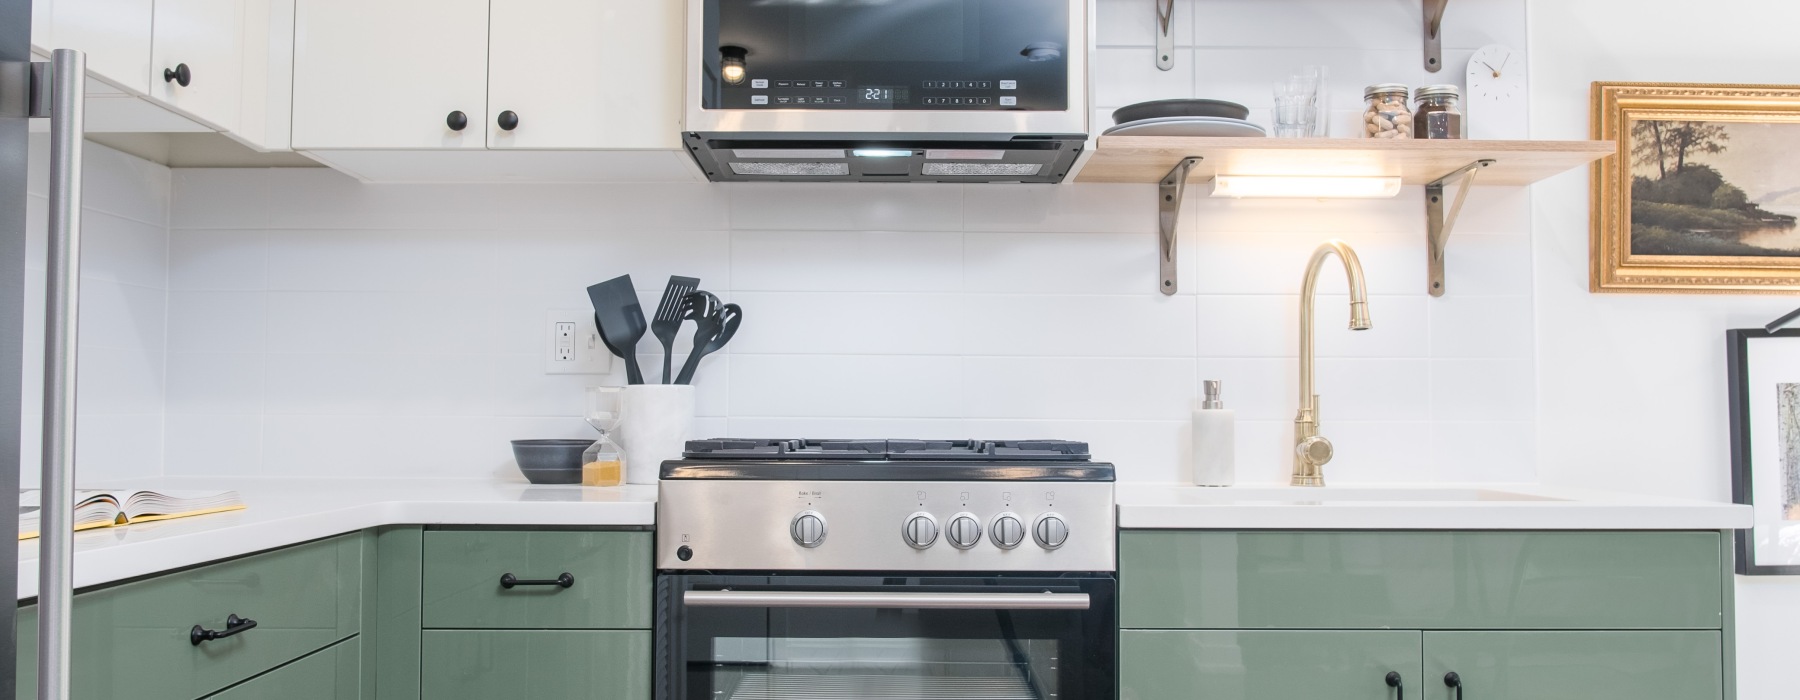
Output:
[{"left": 655, "top": 439, "right": 1117, "bottom": 700}]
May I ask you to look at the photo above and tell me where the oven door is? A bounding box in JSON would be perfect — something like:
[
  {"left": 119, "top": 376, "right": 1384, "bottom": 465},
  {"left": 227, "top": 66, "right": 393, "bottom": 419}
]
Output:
[{"left": 657, "top": 573, "right": 1115, "bottom": 700}]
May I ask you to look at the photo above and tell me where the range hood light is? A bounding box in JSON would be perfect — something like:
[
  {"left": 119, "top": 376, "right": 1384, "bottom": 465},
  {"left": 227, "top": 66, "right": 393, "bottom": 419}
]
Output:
[
  {"left": 1210, "top": 175, "right": 1403, "bottom": 199},
  {"left": 853, "top": 149, "right": 914, "bottom": 158},
  {"left": 719, "top": 45, "right": 748, "bottom": 85}
]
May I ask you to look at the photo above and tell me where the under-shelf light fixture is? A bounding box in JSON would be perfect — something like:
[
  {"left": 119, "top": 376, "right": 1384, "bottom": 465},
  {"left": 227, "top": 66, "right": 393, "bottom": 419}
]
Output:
[{"left": 1210, "top": 175, "right": 1403, "bottom": 199}]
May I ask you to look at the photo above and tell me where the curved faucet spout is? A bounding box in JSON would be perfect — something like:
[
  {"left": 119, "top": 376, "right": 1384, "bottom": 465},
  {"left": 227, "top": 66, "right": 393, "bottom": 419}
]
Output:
[{"left": 1294, "top": 239, "right": 1371, "bottom": 486}]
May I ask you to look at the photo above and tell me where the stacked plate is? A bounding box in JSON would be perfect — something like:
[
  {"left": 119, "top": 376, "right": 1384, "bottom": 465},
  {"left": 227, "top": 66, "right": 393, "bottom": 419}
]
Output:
[{"left": 1101, "top": 99, "right": 1266, "bottom": 137}]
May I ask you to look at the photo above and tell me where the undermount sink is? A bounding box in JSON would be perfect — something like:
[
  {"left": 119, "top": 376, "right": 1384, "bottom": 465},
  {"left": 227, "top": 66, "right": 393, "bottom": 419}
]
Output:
[{"left": 1179, "top": 486, "right": 1567, "bottom": 503}]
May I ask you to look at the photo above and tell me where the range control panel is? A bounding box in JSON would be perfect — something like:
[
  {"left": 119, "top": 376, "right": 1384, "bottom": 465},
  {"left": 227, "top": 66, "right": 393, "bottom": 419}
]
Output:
[
  {"left": 657, "top": 479, "right": 1115, "bottom": 572},
  {"left": 739, "top": 78, "right": 1024, "bottom": 109}
]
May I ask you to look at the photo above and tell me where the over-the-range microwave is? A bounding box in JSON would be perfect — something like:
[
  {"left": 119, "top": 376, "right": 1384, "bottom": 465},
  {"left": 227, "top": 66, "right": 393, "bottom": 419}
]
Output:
[{"left": 683, "top": 0, "right": 1091, "bottom": 183}]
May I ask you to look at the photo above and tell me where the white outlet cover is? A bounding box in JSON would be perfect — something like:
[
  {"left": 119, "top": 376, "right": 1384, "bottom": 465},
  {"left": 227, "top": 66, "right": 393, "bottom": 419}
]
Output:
[{"left": 544, "top": 309, "right": 613, "bottom": 375}]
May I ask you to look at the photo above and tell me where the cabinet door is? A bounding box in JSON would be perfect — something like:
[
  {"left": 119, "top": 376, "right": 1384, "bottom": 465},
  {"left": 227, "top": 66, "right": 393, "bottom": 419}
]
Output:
[
  {"left": 40, "top": 0, "right": 154, "bottom": 92},
  {"left": 291, "top": 0, "right": 488, "bottom": 150},
  {"left": 486, "top": 0, "right": 683, "bottom": 150},
  {"left": 1121, "top": 630, "right": 1421, "bottom": 700},
  {"left": 1421, "top": 631, "right": 1722, "bottom": 700},
  {"left": 419, "top": 630, "right": 650, "bottom": 699},
  {"left": 204, "top": 637, "right": 361, "bottom": 699},
  {"left": 148, "top": 0, "right": 245, "bottom": 131},
  {"left": 421, "top": 530, "right": 651, "bottom": 630}
]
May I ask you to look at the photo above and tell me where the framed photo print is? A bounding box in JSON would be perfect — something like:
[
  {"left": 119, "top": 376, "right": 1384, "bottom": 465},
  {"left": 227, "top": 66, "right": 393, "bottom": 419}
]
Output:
[
  {"left": 1593, "top": 82, "right": 1800, "bottom": 294},
  {"left": 1728, "top": 328, "right": 1800, "bottom": 574}
]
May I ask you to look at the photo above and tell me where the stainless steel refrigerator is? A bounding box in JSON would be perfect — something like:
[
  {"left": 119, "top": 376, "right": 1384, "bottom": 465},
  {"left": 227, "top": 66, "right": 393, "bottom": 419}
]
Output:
[{"left": 0, "top": 0, "right": 33, "bottom": 690}]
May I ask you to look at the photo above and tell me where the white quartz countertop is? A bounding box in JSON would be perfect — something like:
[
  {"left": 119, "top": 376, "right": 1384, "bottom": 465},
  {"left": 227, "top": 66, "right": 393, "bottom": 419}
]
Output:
[
  {"left": 17, "top": 477, "right": 657, "bottom": 600},
  {"left": 1116, "top": 483, "right": 1754, "bottom": 531}
]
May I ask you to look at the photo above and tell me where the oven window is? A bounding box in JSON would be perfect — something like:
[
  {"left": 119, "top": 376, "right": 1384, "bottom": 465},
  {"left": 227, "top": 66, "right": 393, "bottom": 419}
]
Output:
[{"left": 709, "top": 633, "right": 1060, "bottom": 699}]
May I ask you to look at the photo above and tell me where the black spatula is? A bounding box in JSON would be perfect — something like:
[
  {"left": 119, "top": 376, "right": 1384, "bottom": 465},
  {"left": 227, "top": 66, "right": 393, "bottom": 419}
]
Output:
[
  {"left": 586, "top": 275, "right": 648, "bottom": 385},
  {"left": 650, "top": 276, "right": 700, "bottom": 384}
]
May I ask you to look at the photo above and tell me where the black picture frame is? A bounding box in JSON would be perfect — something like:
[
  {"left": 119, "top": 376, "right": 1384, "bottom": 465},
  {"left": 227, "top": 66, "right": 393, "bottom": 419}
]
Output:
[{"left": 1728, "top": 327, "right": 1800, "bottom": 575}]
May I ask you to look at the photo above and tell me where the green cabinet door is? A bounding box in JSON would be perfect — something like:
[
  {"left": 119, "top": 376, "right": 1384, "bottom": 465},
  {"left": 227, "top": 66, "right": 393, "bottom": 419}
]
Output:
[
  {"left": 205, "top": 637, "right": 361, "bottom": 699},
  {"left": 1121, "top": 630, "right": 1420, "bottom": 700},
  {"left": 418, "top": 630, "right": 650, "bottom": 699},
  {"left": 16, "top": 534, "right": 364, "bottom": 699},
  {"left": 1421, "top": 631, "right": 1723, "bottom": 700},
  {"left": 421, "top": 530, "right": 651, "bottom": 630},
  {"left": 1121, "top": 531, "right": 1724, "bottom": 630}
]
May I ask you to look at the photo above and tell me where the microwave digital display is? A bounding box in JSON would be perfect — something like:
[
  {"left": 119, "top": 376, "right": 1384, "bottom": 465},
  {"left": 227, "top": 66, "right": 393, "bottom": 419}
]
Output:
[{"left": 856, "top": 87, "right": 909, "bottom": 105}]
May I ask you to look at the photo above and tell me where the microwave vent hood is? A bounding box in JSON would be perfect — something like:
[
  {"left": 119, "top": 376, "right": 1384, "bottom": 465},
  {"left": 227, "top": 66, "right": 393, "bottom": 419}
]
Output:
[{"left": 682, "top": 132, "right": 1086, "bottom": 183}]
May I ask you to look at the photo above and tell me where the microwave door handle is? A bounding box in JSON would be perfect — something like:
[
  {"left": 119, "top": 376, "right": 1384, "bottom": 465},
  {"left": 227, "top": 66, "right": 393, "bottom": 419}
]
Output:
[{"left": 682, "top": 590, "right": 1090, "bottom": 610}]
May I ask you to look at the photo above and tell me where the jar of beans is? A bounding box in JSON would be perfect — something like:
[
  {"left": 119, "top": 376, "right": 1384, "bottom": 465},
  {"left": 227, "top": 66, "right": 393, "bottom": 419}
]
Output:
[
  {"left": 1363, "top": 84, "right": 1413, "bottom": 139},
  {"left": 1413, "top": 85, "right": 1464, "bottom": 139}
]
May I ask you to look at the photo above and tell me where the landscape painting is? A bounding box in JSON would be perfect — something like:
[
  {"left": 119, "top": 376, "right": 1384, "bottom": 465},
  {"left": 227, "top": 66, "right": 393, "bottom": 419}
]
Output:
[
  {"left": 1592, "top": 82, "right": 1800, "bottom": 294},
  {"left": 1629, "top": 120, "right": 1800, "bottom": 257}
]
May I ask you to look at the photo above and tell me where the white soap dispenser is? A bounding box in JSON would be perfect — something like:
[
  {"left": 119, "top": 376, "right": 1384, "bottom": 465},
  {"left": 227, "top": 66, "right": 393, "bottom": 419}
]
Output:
[{"left": 1191, "top": 380, "right": 1236, "bottom": 486}]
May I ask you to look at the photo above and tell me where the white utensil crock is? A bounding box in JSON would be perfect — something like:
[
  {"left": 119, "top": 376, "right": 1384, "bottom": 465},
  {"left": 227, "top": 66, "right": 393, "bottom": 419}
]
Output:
[{"left": 616, "top": 385, "right": 695, "bottom": 484}]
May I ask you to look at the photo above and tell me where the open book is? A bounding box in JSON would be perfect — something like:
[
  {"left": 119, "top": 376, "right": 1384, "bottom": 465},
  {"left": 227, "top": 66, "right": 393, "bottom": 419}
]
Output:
[{"left": 19, "top": 490, "right": 245, "bottom": 540}]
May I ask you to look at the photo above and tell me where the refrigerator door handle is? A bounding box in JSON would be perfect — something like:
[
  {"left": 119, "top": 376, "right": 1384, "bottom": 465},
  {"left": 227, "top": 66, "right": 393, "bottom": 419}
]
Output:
[{"left": 35, "top": 48, "right": 84, "bottom": 700}]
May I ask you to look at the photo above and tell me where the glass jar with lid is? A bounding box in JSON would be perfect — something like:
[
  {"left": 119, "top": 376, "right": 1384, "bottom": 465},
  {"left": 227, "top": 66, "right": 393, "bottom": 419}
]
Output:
[
  {"left": 1413, "top": 85, "right": 1464, "bottom": 139},
  {"left": 1362, "top": 83, "right": 1413, "bottom": 139}
]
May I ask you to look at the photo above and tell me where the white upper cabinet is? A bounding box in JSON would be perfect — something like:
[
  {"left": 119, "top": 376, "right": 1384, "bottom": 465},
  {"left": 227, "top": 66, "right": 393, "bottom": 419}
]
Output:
[
  {"left": 36, "top": 0, "right": 155, "bottom": 93},
  {"left": 486, "top": 0, "right": 683, "bottom": 150},
  {"left": 148, "top": 0, "right": 246, "bottom": 132},
  {"left": 291, "top": 0, "right": 490, "bottom": 150}
]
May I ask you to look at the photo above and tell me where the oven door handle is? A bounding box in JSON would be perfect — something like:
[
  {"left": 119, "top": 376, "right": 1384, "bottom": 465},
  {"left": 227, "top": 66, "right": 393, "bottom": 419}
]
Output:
[{"left": 682, "top": 590, "right": 1091, "bottom": 610}]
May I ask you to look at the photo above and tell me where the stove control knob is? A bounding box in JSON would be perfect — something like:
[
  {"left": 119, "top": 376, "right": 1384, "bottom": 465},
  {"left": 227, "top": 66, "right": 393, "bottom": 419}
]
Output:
[
  {"left": 1032, "top": 513, "right": 1069, "bottom": 550},
  {"left": 945, "top": 512, "right": 983, "bottom": 550},
  {"left": 790, "top": 510, "right": 827, "bottom": 548},
  {"left": 989, "top": 513, "right": 1025, "bottom": 549},
  {"left": 902, "top": 512, "right": 939, "bottom": 549}
]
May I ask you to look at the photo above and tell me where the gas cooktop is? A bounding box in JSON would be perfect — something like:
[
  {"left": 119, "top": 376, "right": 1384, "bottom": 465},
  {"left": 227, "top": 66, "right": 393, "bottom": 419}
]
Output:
[{"left": 663, "top": 438, "right": 1113, "bottom": 482}]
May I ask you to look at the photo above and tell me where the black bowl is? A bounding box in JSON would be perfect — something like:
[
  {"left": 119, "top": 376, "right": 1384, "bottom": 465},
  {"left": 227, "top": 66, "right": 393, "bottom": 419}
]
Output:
[
  {"left": 510, "top": 439, "right": 595, "bottom": 485},
  {"left": 1112, "top": 99, "right": 1251, "bottom": 126}
]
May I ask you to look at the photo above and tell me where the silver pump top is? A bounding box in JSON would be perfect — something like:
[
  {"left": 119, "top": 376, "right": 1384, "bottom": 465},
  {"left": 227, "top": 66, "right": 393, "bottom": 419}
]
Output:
[{"left": 1202, "top": 380, "right": 1224, "bottom": 410}]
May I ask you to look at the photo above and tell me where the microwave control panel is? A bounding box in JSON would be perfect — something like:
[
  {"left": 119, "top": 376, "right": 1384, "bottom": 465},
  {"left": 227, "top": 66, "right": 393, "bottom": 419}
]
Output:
[{"left": 731, "top": 78, "right": 1032, "bottom": 110}]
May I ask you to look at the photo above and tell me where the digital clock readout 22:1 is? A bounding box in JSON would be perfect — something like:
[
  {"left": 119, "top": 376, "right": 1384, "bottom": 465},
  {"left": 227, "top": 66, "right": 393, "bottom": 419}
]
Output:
[{"left": 858, "top": 87, "right": 908, "bottom": 104}]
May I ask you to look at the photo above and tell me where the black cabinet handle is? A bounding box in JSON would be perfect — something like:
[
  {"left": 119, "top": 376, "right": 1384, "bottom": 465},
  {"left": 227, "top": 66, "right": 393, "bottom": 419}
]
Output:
[
  {"left": 189, "top": 613, "right": 257, "bottom": 645},
  {"left": 1385, "top": 671, "right": 1403, "bottom": 700},
  {"left": 1443, "top": 672, "right": 1462, "bottom": 700},
  {"left": 446, "top": 110, "right": 468, "bottom": 131},
  {"left": 499, "top": 572, "right": 574, "bottom": 589},
  {"left": 497, "top": 110, "right": 519, "bottom": 131},
  {"left": 163, "top": 63, "right": 191, "bottom": 87}
]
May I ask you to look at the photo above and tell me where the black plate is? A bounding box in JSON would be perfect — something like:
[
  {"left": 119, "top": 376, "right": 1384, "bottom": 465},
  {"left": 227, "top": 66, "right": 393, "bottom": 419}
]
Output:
[{"left": 1112, "top": 98, "right": 1250, "bottom": 125}]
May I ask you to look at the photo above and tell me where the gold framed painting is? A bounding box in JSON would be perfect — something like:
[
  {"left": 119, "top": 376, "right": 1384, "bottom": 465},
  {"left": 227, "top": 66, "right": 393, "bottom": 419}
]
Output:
[{"left": 1593, "top": 82, "right": 1800, "bottom": 294}]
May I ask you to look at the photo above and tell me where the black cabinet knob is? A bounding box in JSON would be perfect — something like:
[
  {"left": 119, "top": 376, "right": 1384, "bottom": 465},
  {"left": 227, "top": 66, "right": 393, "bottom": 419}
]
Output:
[
  {"left": 497, "top": 110, "right": 519, "bottom": 131},
  {"left": 1443, "top": 672, "right": 1463, "bottom": 700},
  {"left": 1385, "top": 671, "right": 1403, "bottom": 700},
  {"left": 163, "top": 63, "right": 191, "bottom": 87},
  {"left": 446, "top": 110, "right": 468, "bottom": 131}
]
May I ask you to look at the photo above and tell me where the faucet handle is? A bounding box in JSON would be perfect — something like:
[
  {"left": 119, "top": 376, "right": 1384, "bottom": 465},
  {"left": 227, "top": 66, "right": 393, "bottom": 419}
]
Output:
[{"left": 1296, "top": 435, "right": 1334, "bottom": 467}]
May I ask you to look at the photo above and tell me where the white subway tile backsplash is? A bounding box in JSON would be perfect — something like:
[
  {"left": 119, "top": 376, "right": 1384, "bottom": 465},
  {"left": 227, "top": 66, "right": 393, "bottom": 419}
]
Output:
[
  {"left": 963, "top": 231, "right": 1193, "bottom": 295},
  {"left": 962, "top": 185, "right": 1153, "bottom": 234},
  {"left": 80, "top": 211, "right": 169, "bottom": 289},
  {"left": 165, "top": 353, "right": 264, "bottom": 415},
  {"left": 1430, "top": 358, "right": 1534, "bottom": 421},
  {"left": 1190, "top": 230, "right": 1422, "bottom": 296},
  {"left": 961, "top": 294, "right": 1198, "bottom": 357},
  {"left": 163, "top": 413, "right": 262, "bottom": 476},
  {"left": 166, "top": 292, "right": 266, "bottom": 354},
  {"left": 262, "top": 353, "right": 497, "bottom": 416},
  {"left": 170, "top": 230, "right": 268, "bottom": 291},
  {"left": 963, "top": 357, "right": 1197, "bottom": 420},
  {"left": 728, "top": 293, "right": 965, "bottom": 356},
  {"left": 727, "top": 184, "right": 963, "bottom": 232},
  {"left": 1197, "top": 294, "right": 1428, "bottom": 358},
  {"left": 1093, "top": 47, "right": 1197, "bottom": 107},
  {"left": 171, "top": 168, "right": 271, "bottom": 229},
  {"left": 78, "top": 279, "right": 167, "bottom": 352},
  {"left": 1428, "top": 295, "right": 1533, "bottom": 358},
  {"left": 732, "top": 230, "right": 964, "bottom": 292},
  {"left": 728, "top": 355, "right": 965, "bottom": 418},
  {"left": 1095, "top": 0, "right": 1195, "bottom": 47}
]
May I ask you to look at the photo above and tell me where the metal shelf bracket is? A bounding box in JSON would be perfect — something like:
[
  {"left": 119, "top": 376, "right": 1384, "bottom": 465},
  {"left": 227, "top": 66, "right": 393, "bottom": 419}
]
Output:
[
  {"left": 1157, "top": 156, "right": 1201, "bottom": 295},
  {"left": 1423, "top": 0, "right": 1449, "bottom": 72},
  {"left": 1425, "top": 159, "right": 1493, "bottom": 297},
  {"left": 1155, "top": 0, "right": 1176, "bottom": 71}
]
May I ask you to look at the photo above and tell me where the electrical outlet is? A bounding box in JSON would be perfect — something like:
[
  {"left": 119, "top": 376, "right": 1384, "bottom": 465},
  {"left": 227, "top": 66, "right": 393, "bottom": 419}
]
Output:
[{"left": 544, "top": 310, "right": 613, "bottom": 375}]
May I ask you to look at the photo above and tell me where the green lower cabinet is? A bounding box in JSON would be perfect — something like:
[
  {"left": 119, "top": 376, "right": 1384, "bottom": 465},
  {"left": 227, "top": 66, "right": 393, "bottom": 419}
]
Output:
[
  {"left": 418, "top": 630, "right": 650, "bottom": 699},
  {"left": 1120, "top": 630, "right": 1421, "bottom": 700},
  {"left": 421, "top": 530, "right": 652, "bottom": 630},
  {"left": 1421, "top": 631, "right": 1723, "bottom": 700},
  {"left": 205, "top": 637, "right": 362, "bottom": 699}
]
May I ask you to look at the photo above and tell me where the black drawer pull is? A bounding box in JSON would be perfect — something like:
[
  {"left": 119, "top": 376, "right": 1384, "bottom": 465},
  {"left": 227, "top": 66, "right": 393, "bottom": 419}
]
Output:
[
  {"left": 499, "top": 572, "right": 574, "bottom": 589},
  {"left": 1385, "top": 671, "right": 1403, "bottom": 700},
  {"left": 190, "top": 613, "right": 257, "bottom": 645},
  {"left": 1443, "top": 672, "right": 1463, "bottom": 700}
]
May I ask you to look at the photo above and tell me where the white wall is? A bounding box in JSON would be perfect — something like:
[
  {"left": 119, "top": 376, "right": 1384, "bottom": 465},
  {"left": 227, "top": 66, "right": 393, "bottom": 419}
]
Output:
[
  {"left": 1526, "top": 0, "right": 1800, "bottom": 695},
  {"left": 17, "top": 137, "right": 170, "bottom": 487}
]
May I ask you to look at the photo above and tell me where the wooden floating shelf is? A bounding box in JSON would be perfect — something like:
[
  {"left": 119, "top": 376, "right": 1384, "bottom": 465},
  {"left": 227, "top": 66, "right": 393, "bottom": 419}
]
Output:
[{"left": 1075, "top": 137, "right": 1616, "bottom": 187}]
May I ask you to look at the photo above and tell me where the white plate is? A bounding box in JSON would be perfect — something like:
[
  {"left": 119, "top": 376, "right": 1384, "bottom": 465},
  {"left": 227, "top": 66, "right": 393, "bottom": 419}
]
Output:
[{"left": 1102, "top": 115, "right": 1267, "bottom": 138}]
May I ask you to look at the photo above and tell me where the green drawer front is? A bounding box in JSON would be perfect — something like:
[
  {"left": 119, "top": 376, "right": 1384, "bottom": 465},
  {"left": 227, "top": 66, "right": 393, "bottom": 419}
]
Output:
[
  {"left": 16, "top": 534, "right": 364, "bottom": 699},
  {"left": 1422, "top": 631, "right": 1723, "bottom": 700},
  {"left": 1121, "top": 630, "right": 1421, "bottom": 700},
  {"left": 1121, "top": 531, "right": 1723, "bottom": 630},
  {"left": 422, "top": 530, "right": 651, "bottom": 630},
  {"left": 418, "top": 630, "right": 650, "bottom": 699},
  {"left": 205, "top": 637, "right": 361, "bottom": 699}
]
